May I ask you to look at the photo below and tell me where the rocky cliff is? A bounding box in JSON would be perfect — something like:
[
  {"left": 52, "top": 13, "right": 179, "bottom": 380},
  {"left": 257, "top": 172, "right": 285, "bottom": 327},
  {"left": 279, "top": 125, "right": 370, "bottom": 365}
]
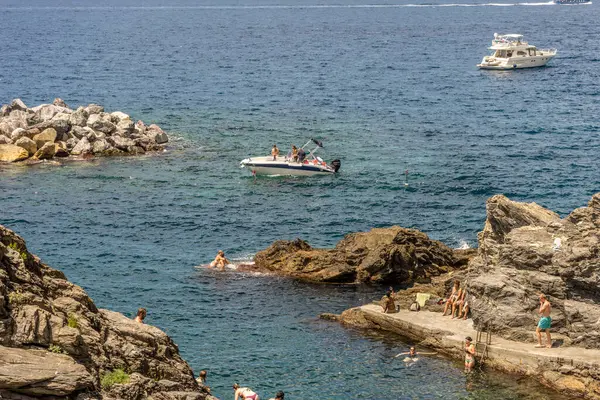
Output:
[
  {"left": 0, "top": 98, "right": 168, "bottom": 163},
  {"left": 0, "top": 224, "right": 211, "bottom": 399},
  {"left": 466, "top": 194, "right": 600, "bottom": 348},
  {"left": 252, "top": 226, "right": 474, "bottom": 284}
]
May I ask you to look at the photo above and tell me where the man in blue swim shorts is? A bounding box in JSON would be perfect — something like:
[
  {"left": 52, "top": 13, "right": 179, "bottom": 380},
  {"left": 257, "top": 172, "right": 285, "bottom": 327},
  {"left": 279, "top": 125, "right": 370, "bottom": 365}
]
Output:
[{"left": 535, "top": 293, "right": 552, "bottom": 348}]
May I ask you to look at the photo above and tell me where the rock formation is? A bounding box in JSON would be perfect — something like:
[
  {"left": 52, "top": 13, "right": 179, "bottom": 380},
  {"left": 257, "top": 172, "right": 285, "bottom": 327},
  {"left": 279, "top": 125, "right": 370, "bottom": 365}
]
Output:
[
  {"left": 252, "top": 226, "right": 474, "bottom": 283},
  {"left": 464, "top": 194, "right": 600, "bottom": 348},
  {"left": 0, "top": 224, "right": 212, "bottom": 400},
  {"left": 0, "top": 98, "right": 169, "bottom": 163}
]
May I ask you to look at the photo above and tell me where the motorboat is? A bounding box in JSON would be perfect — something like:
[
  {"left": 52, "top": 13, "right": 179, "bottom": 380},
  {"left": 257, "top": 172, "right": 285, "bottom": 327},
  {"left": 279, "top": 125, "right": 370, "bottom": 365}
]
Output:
[
  {"left": 477, "top": 34, "right": 557, "bottom": 70},
  {"left": 240, "top": 138, "right": 341, "bottom": 177},
  {"left": 554, "top": 0, "right": 590, "bottom": 4}
]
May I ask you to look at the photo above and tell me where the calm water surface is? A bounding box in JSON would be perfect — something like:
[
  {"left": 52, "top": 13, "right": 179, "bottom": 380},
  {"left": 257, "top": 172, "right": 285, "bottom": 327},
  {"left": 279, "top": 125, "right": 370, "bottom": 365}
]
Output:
[{"left": 1, "top": 0, "right": 597, "bottom": 398}]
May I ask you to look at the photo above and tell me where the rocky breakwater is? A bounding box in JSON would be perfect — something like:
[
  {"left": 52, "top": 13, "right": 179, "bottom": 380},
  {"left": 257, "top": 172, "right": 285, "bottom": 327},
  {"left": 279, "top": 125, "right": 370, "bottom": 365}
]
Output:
[
  {"left": 0, "top": 224, "right": 212, "bottom": 400},
  {"left": 252, "top": 226, "right": 473, "bottom": 283},
  {"left": 0, "top": 98, "right": 168, "bottom": 163}
]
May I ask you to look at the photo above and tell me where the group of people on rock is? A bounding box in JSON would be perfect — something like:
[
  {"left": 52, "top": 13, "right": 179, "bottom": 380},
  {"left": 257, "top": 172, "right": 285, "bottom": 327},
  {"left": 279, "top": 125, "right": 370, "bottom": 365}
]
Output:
[
  {"left": 442, "top": 280, "right": 470, "bottom": 320},
  {"left": 271, "top": 144, "right": 306, "bottom": 163}
]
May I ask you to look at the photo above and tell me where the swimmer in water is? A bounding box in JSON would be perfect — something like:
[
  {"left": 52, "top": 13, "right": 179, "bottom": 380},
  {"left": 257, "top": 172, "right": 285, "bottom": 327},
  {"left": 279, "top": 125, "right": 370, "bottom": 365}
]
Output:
[{"left": 395, "top": 346, "right": 437, "bottom": 361}]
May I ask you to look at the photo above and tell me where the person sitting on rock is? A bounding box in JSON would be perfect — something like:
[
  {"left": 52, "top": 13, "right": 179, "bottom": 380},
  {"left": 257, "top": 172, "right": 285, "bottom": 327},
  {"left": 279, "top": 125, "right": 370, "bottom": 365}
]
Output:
[
  {"left": 452, "top": 288, "right": 466, "bottom": 319},
  {"left": 535, "top": 293, "right": 552, "bottom": 348},
  {"left": 442, "top": 280, "right": 460, "bottom": 316},
  {"left": 268, "top": 391, "right": 284, "bottom": 400},
  {"left": 134, "top": 307, "right": 147, "bottom": 323},
  {"left": 458, "top": 294, "right": 471, "bottom": 320},
  {"left": 381, "top": 292, "right": 397, "bottom": 314},
  {"left": 209, "top": 250, "right": 230, "bottom": 271},
  {"left": 196, "top": 370, "right": 210, "bottom": 393},
  {"left": 233, "top": 383, "right": 259, "bottom": 400}
]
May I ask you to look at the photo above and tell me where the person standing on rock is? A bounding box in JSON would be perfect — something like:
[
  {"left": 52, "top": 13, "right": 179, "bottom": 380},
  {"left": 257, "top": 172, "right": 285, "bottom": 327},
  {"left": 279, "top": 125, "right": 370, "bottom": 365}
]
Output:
[{"left": 535, "top": 293, "right": 552, "bottom": 348}]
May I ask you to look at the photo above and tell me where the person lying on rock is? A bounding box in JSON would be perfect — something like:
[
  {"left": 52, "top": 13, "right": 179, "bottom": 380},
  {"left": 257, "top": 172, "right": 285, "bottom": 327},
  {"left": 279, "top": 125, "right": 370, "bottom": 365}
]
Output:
[
  {"left": 134, "top": 307, "right": 147, "bottom": 323},
  {"left": 233, "top": 383, "right": 259, "bottom": 400},
  {"left": 535, "top": 293, "right": 552, "bottom": 348},
  {"left": 442, "top": 280, "right": 460, "bottom": 316},
  {"left": 209, "top": 250, "right": 230, "bottom": 271},
  {"left": 381, "top": 292, "right": 397, "bottom": 314}
]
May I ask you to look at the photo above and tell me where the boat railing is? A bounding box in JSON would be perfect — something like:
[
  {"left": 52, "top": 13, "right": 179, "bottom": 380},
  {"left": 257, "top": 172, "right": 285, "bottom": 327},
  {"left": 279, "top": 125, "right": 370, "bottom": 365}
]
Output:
[{"left": 537, "top": 48, "right": 557, "bottom": 55}]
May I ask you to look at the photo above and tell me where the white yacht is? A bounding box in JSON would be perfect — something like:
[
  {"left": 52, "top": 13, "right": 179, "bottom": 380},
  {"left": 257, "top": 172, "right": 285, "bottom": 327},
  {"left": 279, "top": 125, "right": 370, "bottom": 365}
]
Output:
[
  {"left": 240, "top": 139, "right": 341, "bottom": 177},
  {"left": 477, "top": 34, "right": 557, "bottom": 70}
]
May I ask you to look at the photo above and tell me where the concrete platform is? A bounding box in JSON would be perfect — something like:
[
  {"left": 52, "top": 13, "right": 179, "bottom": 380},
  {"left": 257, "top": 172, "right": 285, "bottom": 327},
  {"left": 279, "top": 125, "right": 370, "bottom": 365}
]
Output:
[{"left": 350, "top": 304, "right": 600, "bottom": 399}]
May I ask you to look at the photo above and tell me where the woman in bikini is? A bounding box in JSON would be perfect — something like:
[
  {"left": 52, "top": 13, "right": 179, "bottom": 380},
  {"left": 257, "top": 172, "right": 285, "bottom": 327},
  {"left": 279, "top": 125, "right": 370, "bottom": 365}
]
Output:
[
  {"left": 464, "top": 336, "right": 476, "bottom": 373},
  {"left": 233, "top": 383, "right": 259, "bottom": 400},
  {"left": 209, "top": 250, "right": 230, "bottom": 271},
  {"left": 443, "top": 280, "right": 460, "bottom": 316}
]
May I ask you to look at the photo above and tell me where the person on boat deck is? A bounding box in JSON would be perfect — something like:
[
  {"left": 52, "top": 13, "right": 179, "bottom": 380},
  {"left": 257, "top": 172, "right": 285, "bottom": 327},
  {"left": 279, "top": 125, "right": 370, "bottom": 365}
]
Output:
[
  {"left": 291, "top": 145, "right": 299, "bottom": 162},
  {"left": 233, "top": 383, "right": 259, "bottom": 400},
  {"left": 210, "top": 250, "right": 230, "bottom": 271},
  {"left": 297, "top": 147, "right": 306, "bottom": 162},
  {"left": 271, "top": 144, "right": 279, "bottom": 161},
  {"left": 134, "top": 307, "right": 147, "bottom": 323}
]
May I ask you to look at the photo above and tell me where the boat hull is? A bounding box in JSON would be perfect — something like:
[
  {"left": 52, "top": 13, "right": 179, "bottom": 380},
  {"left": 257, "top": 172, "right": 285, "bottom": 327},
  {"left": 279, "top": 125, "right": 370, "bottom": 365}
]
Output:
[
  {"left": 240, "top": 158, "right": 335, "bottom": 176},
  {"left": 478, "top": 54, "right": 556, "bottom": 70}
]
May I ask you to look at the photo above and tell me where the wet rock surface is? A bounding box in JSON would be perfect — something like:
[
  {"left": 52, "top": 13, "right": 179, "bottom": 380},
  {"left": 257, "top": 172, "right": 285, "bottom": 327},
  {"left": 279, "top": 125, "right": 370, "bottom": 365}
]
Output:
[{"left": 0, "top": 225, "right": 210, "bottom": 400}]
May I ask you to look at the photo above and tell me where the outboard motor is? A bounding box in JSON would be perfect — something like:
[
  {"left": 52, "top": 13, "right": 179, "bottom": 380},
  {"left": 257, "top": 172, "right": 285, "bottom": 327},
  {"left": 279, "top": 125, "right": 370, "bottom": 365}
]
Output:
[{"left": 331, "top": 159, "right": 341, "bottom": 173}]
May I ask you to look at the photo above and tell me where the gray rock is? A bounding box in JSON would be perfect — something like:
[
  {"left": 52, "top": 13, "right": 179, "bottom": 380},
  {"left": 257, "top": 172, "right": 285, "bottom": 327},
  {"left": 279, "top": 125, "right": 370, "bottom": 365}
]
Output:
[
  {"left": 30, "top": 104, "right": 61, "bottom": 123},
  {"left": 87, "top": 113, "right": 115, "bottom": 134},
  {"left": 15, "top": 137, "right": 37, "bottom": 156},
  {"left": 10, "top": 98, "right": 28, "bottom": 111},
  {"left": 70, "top": 126, "right": 89, "bottom": 140},
  {"left": 1, "top": 104, "right": 11, "bottom": 116},
  {"left": 110, "top": 111, "right": 130, "bottom": 122},
  {"left": 107, "top": 135, "right": 135, "bottom": 151},
  {"left": 0, "top": 135, "right": 11, "bottom": 144},
  {"left": 66, "top": 137, "right": 78, "bottom": 150},
  {"left": 0, "top": 144, "right": 30, "bottom": 162},
  {"left": 84, "top": 104, "right": 104, "bottom": 115},
  {"left": 69, "top": 106, "right": 88, "bottom": 127},
  {"left": 147, "top": 124, "right": 168, "bottom": 144},
  {"left": 85, "top": 129, "right": 105, "bottom": 143},
  {"left": 30, "top": 119, "right": 70, "bottom": 136},
  {"left": 51, "top": 112, "right": 72, "bottom": 125},
  {"left": 0, "top": 345, "right": 94, "bottom": 396},
  {"left": 32, "top": 128, "right": 57, "bottom": 149},
  {"left": 115, "top": 118, "right": 135, "bottom": 137},
  {"left": 53, "top": 98, "right": 68, "bottom": 108},
  {"left": 71, "top": 137, "right": 92, "bottom": 155},
  {"left": 10, "top": 128, "right": 28, "bottom": 141},
  {"left": 33, "top": 142, "right": 56, "bottom": 160},
  {"left": 92, "top": 139, "right": 111, "bottom": 154}
]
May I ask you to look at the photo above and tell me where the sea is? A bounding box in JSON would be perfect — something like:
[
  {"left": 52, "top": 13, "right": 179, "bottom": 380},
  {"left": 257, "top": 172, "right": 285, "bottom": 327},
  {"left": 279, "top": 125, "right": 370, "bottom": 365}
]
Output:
[{"left": 1, "top": 0, "right": 599, "bottom": 398}]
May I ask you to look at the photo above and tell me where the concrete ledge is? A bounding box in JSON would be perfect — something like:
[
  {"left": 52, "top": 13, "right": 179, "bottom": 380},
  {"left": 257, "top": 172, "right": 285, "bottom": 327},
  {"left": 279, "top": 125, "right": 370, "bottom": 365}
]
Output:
[{"left": 346, "top": 304, "right": 600, "bottom": 399}]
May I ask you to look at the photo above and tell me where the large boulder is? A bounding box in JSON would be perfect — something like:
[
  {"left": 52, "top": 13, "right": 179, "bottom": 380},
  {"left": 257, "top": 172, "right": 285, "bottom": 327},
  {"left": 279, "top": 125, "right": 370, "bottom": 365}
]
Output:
[
  {"left": 107, "top": 135, "right": 135, "bottom": 151},
  {"left": 92, "top": 138, "right": 111, "bottom": 154},
  {"left": 70, "top": 137, "right": 92, "bottom": 155},
  {"left": 0, "top": 225, "right": 208, "bottom": 399},
  {"left": 0, "top": 135, "right": 11, "bottom": 144},
  {"left": 15, "top": 137, "right": 37, "bottom": 156},
  {"left": 69, "top": 106, "right": 88, "bottom": 127},
  {"left": 254, "top": 227, "right": 471, "bottom": 284},
  {"left": 147, "top": 124, "right": 168, "bottom": 144},
  {"left": 465, "top": 194, "right": 600, "bottom": 347},
  {"left": 32, "top": 142, "right": 56, "bottom": 160},
  {"left": 84, "top": 103, "right": 104, "bottom": 115},
  {"left": 10, "top": 98, "right": 28, "bottom": 111},
  {"left": 0, "top": 144, "right": 29, "bottom": 162},
  {"left": 87, "top": 113, "right": 115, "bottom": 134},
  {"left": 32, "top": 128, "right": 57, "bottom": 149},
  {"left": 10, "top": 128, "right": 28, "bottom": 142}
]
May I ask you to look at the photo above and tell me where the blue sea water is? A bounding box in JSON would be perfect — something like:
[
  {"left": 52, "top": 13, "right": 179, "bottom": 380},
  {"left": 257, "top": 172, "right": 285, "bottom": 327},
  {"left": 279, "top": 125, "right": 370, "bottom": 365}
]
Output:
[{"left": 1, "top": 0, "right": 599, "bottom": 398}]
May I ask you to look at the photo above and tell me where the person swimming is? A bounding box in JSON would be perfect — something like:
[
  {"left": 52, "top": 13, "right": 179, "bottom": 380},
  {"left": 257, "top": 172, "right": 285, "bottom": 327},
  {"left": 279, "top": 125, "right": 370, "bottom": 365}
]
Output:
[
  {"left": 233, "top": 383, "right": 259, "bottom": 400},
  {"left": 209, "top": 250, "right": 230, "bottom": 271},
  {"left": 395, "top": 346, "right": 437, "bottom": 362}
]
